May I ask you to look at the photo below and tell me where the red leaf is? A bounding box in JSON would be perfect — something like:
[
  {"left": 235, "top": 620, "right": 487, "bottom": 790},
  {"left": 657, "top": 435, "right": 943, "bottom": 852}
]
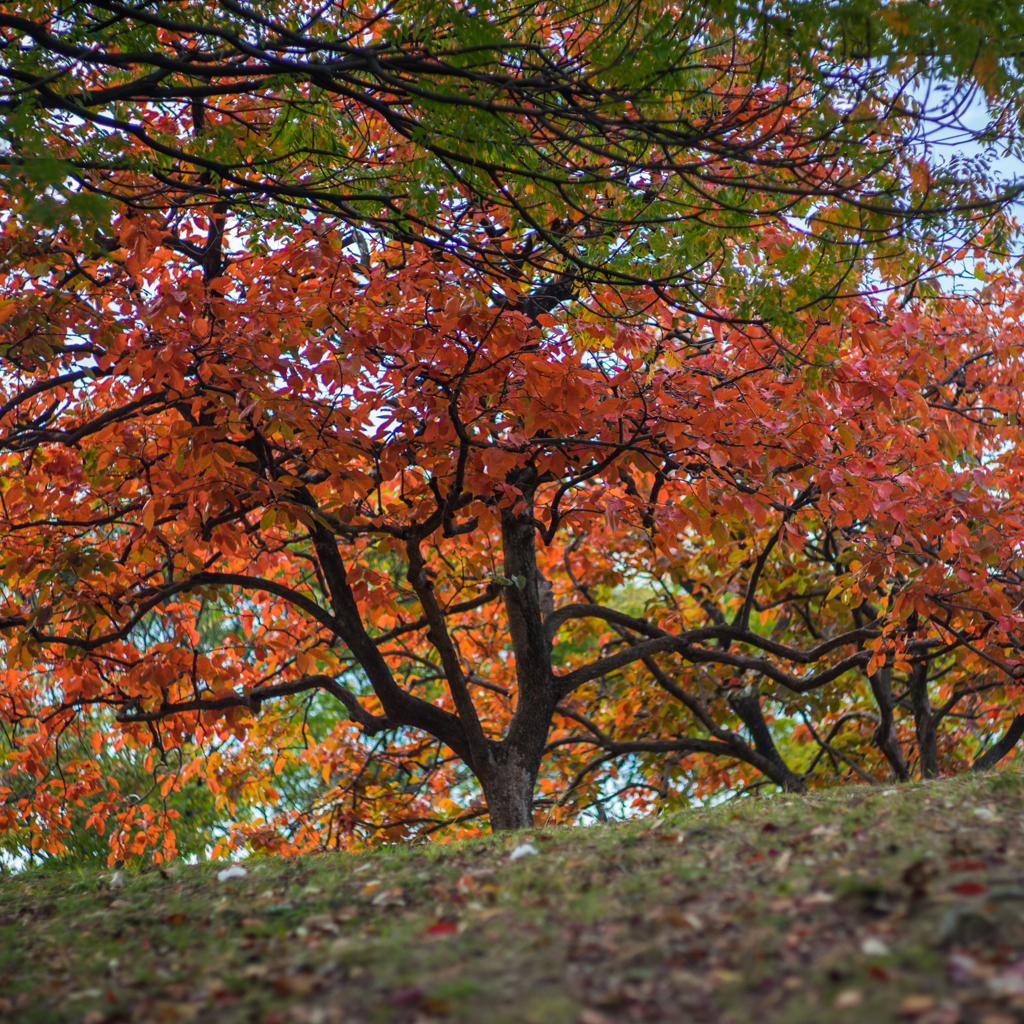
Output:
[
  {"left": 426, "top": 920, "right": 458, "bottom": 936},
  {"left": 951, "top": 881, "right": 988, "bottom": 896}
]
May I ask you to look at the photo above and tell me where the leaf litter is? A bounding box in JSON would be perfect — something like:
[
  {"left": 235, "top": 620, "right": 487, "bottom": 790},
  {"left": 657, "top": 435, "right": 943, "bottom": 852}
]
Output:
[{"left": 2, "top": 771, "right": 1024, "bottom": 1023}]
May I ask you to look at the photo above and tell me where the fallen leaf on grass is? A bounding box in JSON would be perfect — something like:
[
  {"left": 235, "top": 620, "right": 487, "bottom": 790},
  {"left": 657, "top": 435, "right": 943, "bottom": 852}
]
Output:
[
  {"left": 948, "top": 952, "right": 980, "bottom": 982},
  {"left": 952, "top": 881, "right": 988, "bottom": 896},
  {"left": 898, "top": 994, "right": 935, "bottom": 1017},
  {"left": 420, "top": 996, "right": 452, "bottom": 1015},
  {"left": 371, "top": 887, "right": 405, "bottom": 907},
  {"left": 270, "top": 973, "right": 318, "bottom": 996},
  {"left": 711, "top": 970, "right": 740, "bottom": 986},
  {"left": 800, "top": 891, "right": 835, "bottom": 905},
  {"left": 834, "top": 988, "right": 863, "bottom": 1008},
  {"left": 66, "top": 989, "right": 104, "bottom": 1001},
  {"left": 665, "top": 911, "right": 703, "bottom": 931},
  {"left": 463, "top": 867, "right": 497, "bottom": 880},
  {"left": 861, "top": 936, "right": 890, "bottom": 956},
  {"left": 426, "top": 920, "right": 459, "bottom": 936},
  {"left": 302, "top": 913, "right": 340, "bottom": 935}
]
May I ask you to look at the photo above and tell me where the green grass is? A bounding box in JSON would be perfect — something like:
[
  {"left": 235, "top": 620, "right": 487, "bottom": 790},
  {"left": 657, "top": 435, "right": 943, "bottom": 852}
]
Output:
[{"left": 3, "top": 772, "right": 1024, "bottom": 1023}]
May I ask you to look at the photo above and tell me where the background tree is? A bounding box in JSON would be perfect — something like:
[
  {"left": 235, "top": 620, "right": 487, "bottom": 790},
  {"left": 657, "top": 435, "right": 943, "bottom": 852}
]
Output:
[{"left": 1, "top": 0, "right": 1022, "bottom": 308}]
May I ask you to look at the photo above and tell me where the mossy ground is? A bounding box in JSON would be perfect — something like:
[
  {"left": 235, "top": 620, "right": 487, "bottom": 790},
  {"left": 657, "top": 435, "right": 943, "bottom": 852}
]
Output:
[{"left": 4, "top": 772, "right": 1024, "bottom": 1024}]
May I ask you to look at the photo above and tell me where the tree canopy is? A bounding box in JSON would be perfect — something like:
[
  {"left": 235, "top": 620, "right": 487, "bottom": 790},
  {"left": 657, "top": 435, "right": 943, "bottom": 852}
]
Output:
[
  {"left": 3, "top": 0, "right": 1023, "bottom": 302},
  {"left": 2, "top": 0, "right": 1024, "bottom": 862}
]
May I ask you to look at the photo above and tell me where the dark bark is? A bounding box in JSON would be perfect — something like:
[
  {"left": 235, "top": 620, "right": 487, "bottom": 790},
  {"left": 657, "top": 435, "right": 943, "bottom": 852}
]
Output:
[
  {"left": 289, "top": 465, "right": 920, "bottom": 829},
  {"left": 305, "top": 518, "right": 474, "bottom": 765},
  {"left": 908, "top": 661, "right": 940, "bottom": 779},
  {"left": 482, "top": 743, "right": 544, "bottom": 831},
  {"left": 973, "top": 715, "right": 1024, "bottom": 772},
  {"left": 471, "top": 480, "right": 558, "bottom": 829},
  {"left": 405, "top": 539, "right": 492, "bottom": 775},
  {"left": 868, "top": 665, "right": 910, "bottom": 781},
  {"left": 729, "top": 693, "right": 807, "bottom": 793}
]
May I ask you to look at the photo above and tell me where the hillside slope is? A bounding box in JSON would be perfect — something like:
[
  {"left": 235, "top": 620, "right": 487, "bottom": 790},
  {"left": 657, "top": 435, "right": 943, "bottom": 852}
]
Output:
[{"left": 2, "top": 772, "right": 1024, "bottom": 1024}]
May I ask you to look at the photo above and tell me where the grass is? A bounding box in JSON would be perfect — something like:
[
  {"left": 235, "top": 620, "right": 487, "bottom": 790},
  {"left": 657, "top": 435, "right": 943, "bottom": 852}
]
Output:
[{"left": 3, "top": 771, "right": 1024, "bottom": 1024}]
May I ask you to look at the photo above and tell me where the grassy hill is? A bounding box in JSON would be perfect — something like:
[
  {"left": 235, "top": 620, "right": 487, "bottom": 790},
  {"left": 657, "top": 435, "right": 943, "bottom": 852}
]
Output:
[{"left": 3, "top": 771, "right": 1024, "bottom": 1024}]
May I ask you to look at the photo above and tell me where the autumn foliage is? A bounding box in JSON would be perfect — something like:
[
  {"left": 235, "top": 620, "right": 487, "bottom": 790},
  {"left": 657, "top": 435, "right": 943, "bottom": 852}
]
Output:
[{"left": 2, "top": 0, "right": 1024, "bottom": 863}]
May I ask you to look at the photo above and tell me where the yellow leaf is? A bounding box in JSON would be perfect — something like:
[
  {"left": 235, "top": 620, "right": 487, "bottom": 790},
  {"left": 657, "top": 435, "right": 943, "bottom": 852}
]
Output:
[
  {"left": 909, "top": 160, "right": 929, "bottom": 193},
  {"left": 882, "top": 8, "right": 910, "bottom": 33},
  {"left": 974, "top": 48, "right": 1000, "bottom": 99},
  {"left": 260, "top": 507, "right": 277, "bottom": 531}
]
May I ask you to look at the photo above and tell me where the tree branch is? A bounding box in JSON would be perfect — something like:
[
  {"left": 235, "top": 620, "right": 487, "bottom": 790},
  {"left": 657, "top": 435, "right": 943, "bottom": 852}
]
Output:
[{"left": 114, "top": 673, "right": 392, "bottom": 734}]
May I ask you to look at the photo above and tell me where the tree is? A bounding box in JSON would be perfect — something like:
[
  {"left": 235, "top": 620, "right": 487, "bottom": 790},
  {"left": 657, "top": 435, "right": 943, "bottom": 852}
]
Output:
[
  {"left": 3, "top": 0, "right": 1024, "bottom": 859},
  {"left": 3, "top": 203, "right": 1024, "bottom": 855}
]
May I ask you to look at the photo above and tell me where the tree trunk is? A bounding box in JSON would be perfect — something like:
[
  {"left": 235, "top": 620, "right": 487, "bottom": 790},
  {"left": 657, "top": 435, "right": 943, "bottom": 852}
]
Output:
[
  {"left": 729, "top": 692, "right": 806, "bottom": 793},
  {"left": 479, "top": 476, "right": 556, "bottom": 831},
  {"left": 868, "top": 665, "right": 909, "bottom": 781},
  {"left": 478, "top": 744, "right": 541, "bottom": 830},
  {"left": 973, "top": 714, "right": 1024, "bottom": 772},
  {"left": 908, "top": 661, "right": 940, "bottom": 779}
]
